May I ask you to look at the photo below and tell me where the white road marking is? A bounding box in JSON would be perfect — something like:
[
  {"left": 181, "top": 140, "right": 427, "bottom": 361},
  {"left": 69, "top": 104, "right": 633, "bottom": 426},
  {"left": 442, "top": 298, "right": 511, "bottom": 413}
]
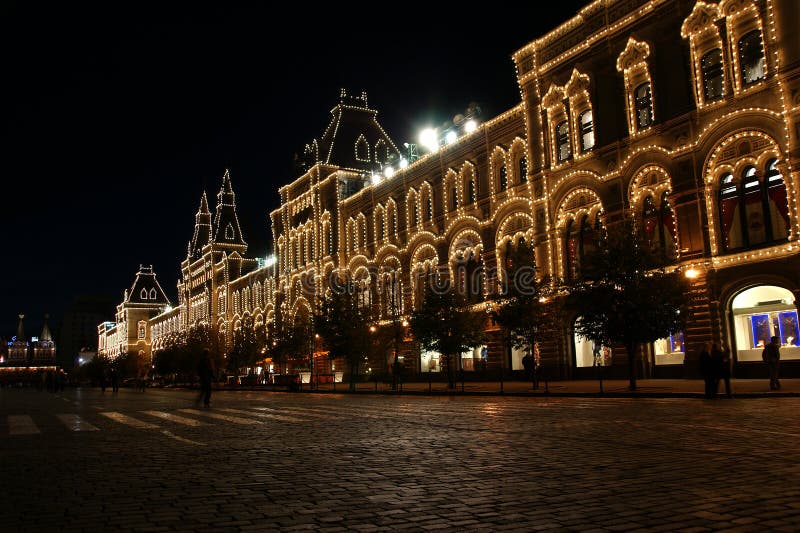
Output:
[
  {"left": 56, "top": 414, "right": 99, "bottom": 432},
  {"left": 160, "top": 430, "right": 206, "bottom": 446},
  {"left": 217, "top": 407, "right": 305, "bottom": 422},
  {"left": 178, "top": 409, "right": 259, "bottom": 425},
  {"left": 142, "top": 411, "right": 206, "bottom": 427},
  {"left": 99, "top": 412, "right": 159, "bottom": 429},
  {"left": 8, "top": 415, "right": 40, "bottom": 435}
]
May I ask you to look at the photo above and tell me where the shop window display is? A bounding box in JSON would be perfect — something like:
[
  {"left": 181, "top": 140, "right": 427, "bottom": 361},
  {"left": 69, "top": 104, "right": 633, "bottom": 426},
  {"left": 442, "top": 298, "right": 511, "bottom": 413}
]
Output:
[{"left": 731, "top": 285, "right": 800, "bottom": 361}]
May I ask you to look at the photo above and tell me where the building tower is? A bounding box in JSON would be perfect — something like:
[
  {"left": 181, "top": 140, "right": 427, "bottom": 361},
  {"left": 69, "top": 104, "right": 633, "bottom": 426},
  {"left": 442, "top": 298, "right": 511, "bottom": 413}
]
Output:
[
  {"left": 9, "top": 314, "right": 28, "bottom": 362},
  {"left": 33, "top": 313, "right": 56, "bottom": 363}
]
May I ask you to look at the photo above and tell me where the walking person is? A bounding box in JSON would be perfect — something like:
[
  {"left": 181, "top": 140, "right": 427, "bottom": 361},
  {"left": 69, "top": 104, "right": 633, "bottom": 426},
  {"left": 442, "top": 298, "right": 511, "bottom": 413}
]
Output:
[
  {"left": 719, "top": 342, "right": 732, "bottom": 398},
  {"left": 762, "top": 335, "right": 782, "bottom": 390},
  {"left": 110, "top": 367, "right": 119, "bottom": 394},
  {"left": 698, "top": 341, "right": 715, "bottom": 399},
  {"left": 197, "top": 348, "right": 214, "bottom": 408},
  {"left": 522, "top": 350, "right": 533, "bottom": 382}
]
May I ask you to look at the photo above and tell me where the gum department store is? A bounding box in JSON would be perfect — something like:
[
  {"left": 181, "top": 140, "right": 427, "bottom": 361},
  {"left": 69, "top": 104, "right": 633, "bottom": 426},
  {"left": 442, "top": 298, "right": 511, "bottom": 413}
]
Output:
[{"left": 99, "top": 0, "right": 800, "bottom": 381}]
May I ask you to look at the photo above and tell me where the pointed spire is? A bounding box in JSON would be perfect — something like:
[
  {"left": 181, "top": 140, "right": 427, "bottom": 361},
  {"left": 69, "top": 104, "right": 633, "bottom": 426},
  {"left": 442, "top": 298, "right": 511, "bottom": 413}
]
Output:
[
  {"left": 188, "top": 191, "right": 213, "bottom": 260},
  {"left": 199, "top": 190, "right": 210, "bottom": 214},
  {"left": 41, "top": 313, "right": 53, "bottom": 342},
  {"left": 222, "top": 168, "right": 233, "bottom": 193},
  {"left": 16, "top": 314, "right": 25, "bottom": 341},
  {"left": 213, "top": 169, "right": 247, "bottom": 250}
]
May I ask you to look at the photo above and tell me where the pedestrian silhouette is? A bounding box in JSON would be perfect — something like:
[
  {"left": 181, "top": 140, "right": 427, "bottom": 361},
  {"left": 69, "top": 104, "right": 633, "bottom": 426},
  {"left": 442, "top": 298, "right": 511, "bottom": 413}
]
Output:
[
  {"left": 110, "top": 368, "right": 120, "bottom": 394},
  {"left": 698, "top": 342, "right": 715, "bottom": 399},
  {"left": 710, "top": 342, "right": 730, "bottom": 398},
  {"left": 762, "top": 335, "right": 781, "bottom": 390}
]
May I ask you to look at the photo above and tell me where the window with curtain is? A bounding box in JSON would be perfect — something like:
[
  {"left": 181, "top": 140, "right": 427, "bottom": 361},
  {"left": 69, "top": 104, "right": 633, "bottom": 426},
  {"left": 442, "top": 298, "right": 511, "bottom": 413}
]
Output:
[
  {"left": 579, "top": 110, "right": 594, "bottom": 152},
  {"left": 739, "top": 29, "right": 766, "bottom": 86},
  {"left": 719, "top": 161, "right": 789, "bottom": 252}
]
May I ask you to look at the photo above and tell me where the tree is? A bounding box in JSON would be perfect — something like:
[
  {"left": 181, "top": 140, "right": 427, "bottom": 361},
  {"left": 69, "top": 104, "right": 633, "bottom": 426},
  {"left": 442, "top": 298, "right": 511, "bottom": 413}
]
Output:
[
  {"left": 569, "top": 219, "right": 689, "bottom": 390},
  {"left": 227, "top": 317, "right": 265, "bottom": 380},
  {"left": 266, "top": 303, "right": 310, "bottom": 376},
  {"left": 410, "top": 280, "right": 486, "bottom": 389},
  {"left": 315, "top": 278, "right": 374, "bottom": 391},
  {"left": 490, "top": 239, "right": 555, "bottom": 382},
  {"left": 184, "top": 323, "right": 225, "bottom": 381}
]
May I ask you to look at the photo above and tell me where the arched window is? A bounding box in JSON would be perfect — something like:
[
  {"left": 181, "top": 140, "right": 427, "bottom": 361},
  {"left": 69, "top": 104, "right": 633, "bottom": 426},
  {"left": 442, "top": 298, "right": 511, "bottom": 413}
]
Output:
[
  {"left": 634, "top": 83, "right": 653, "bottom": 129},
  {"left": 765, "top": 159, "right": 789, "bottom": 241},
  {"left": 149, "top": 288, "right": 157, "bottom": 300},
  {"left": 739, "top": 29, "right": 766, "bottom": 86},
  {"left": 565, "top": 214, "right": 601, "bottom": 282},
  {"left": 579, "top": 110, "right": 594, "bottom": 152},
  {"left": 701, "top": 48, "right": 724, "bottom": 101},
  {"left": 374, "top": 139, "right": 387, "bottom": 163},
  {"left": 719, "top": 162, "right": 789, "bottom": 252},
  {"left": 424, "top": 193, "right": 432, "bottom": 221},
  {"left": 518, "top": 157, "right": 528, "bottom": 183},
  {"left": 468, "top": 178, "right": 476, "bottom": 204},
  {"left": 499, "top": 165, "right": 508, "bottom": 191},
  {"left": 355, "top": 135, "right": 370, "bottom": 161},
  {"left": 565, "top": 218, "right": 580, "bottom": 282},
  {"left": 556, "top": 121, "right": 571, "bottom": 162},
  {"left": 455, "top": 250, "right": 483, "bottom": 303},
  {"left": 225, "top": 222, "right": 234, "bottom": 240},
  {"left": 641, "top": 193, "right": 677, "bottom": 260},
  {"left": 731, "top": 285, "right": 799, "bottom": 361},
  {"left": 719, "top": 173, "right": 741, "bottom": 250},
  {"left": 742, "top": 166, "right": 766, "bottom": 247},
  {"left": 140, "top": 288, "right": 148, "bottom": 300}
]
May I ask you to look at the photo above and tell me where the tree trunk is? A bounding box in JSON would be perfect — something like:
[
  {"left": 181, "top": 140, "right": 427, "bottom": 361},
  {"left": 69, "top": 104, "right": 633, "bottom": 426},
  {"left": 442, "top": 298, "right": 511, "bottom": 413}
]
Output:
[
  {"left": 627, "top": 342, "right": 638, "bottom": 390},
  {"left": 446, "top": 354, "right": 455, "bottom": 389},
  {"left": 350, "top": 362, "right": 358, "bottom": 391}
]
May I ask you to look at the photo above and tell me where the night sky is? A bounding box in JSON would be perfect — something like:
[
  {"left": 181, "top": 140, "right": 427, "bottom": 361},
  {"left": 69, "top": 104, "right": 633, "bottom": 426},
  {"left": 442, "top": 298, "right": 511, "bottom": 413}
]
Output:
[{"left": 2, "top": 1, "right": 586, "bottom": 338}]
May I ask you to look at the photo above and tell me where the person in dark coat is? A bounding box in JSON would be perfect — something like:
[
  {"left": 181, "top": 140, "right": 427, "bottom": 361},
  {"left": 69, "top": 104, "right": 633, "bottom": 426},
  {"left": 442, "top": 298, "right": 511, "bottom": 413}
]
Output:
[
  {"left": 197, "top": 348, "right": 214, "bottom": 407},
  {"left": 762, "top": 335, "right": 781, "bottom": 390},
  {"left": 698, "top": 341, "right": 715, "bottom": 399},
  {"left": 710, "top": 342, "right": 730, "bottom": 398},
  {"left": 110, "top": 367, "right": 120, "bottom": 394}
]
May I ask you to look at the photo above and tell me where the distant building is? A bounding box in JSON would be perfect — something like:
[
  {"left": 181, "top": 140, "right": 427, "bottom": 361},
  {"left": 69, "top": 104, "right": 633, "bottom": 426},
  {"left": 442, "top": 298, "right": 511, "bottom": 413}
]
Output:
[
  {"left": 97, "top": 265, "right": 170, "bottom": 361},
  {"left": 4, "top": 313, "right": 56, "bottom": 366}
]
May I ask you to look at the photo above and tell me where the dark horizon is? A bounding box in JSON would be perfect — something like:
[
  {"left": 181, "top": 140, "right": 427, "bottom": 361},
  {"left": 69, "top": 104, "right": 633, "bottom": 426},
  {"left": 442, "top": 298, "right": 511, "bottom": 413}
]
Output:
[{"left": 1, "top": 1, "right": 587, "bottom": 339}]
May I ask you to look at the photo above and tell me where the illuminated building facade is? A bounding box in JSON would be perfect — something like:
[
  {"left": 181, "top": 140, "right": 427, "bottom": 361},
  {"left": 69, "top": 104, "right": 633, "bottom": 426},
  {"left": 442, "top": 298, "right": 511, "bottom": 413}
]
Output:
[
  {"left": 147, "top": 170, "right": 275, "bottom": 355},
  {"left": 512, "top": 0, "right": 800, "bottom": 376},
  {"left": 4, "top": 313, "right": 56, "bottom": 365},
  {"left": 97, "top": 265, "right": 170, "bottom": 361},
  {"left": 101, "top": 0, "right": 800, "bottom": 379}
]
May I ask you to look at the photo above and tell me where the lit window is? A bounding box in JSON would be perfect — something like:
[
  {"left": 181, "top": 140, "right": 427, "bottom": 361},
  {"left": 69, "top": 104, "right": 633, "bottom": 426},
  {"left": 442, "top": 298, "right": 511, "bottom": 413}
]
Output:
[
  {"left": 579, "top": 110, "right": 594, "bottom": 152},
  {"left": 634, "top": 83, "right": 653, "bottom": 129},
  {"left": 739, "top": 30, "right": 766, "bottom": 86},
  {"left": 701, "top": 48, "right": 724, "bottom": 101},
  {"left": 556, "top": 121, "right": 571, "bottom": 162}
]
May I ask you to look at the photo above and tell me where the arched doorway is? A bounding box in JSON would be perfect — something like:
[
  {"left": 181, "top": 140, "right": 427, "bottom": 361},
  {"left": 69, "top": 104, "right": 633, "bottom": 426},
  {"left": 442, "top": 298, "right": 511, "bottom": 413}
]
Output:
[{"left": 730, "top": 285, "right": 799, "bottom": 362}]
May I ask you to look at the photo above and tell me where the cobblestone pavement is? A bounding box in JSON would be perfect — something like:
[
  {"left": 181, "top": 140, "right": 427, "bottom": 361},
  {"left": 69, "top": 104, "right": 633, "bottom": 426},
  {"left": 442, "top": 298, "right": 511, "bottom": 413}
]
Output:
[{"left": 2, "top": 388, "right": 799, "bottom": 532}]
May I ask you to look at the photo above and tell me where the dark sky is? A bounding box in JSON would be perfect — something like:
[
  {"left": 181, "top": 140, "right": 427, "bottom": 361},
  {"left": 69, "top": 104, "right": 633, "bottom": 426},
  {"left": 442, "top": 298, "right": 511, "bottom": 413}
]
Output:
[{"left": 1, "top": 1, "right": 586, "bottom": 338}]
